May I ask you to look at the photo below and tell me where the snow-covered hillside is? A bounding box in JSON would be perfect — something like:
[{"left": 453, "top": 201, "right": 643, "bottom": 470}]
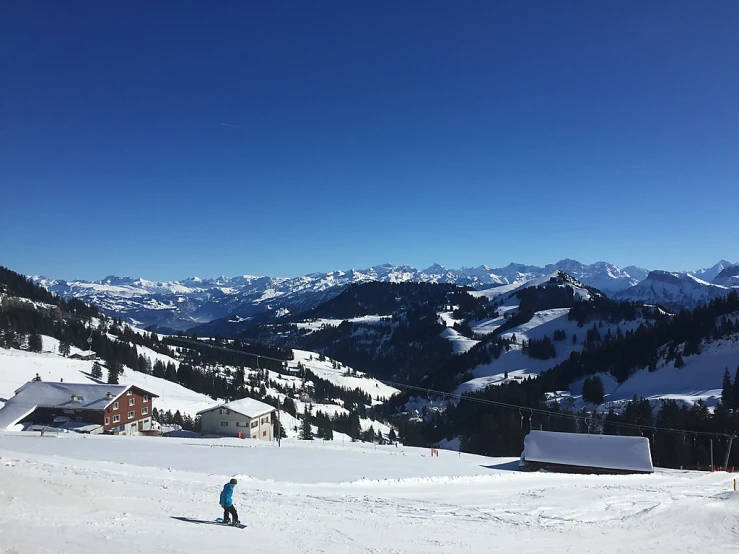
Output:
[
  {"left": 0, "top": 432, "right": 737, "bottom": 554},
  {"left": 0, "top": 332, "right": 398, "bottom": 439},
  {"left": 615, "top": 270, "right": 737, "bottom": 310},
  {"left": 0, "top": 346, "right": 216, "bottom": 419},
  {"left": 291, "top": 349, "right": 398, "bottom": 401},
  {"left": 456, "top": 308, "right": 644, "bottom": 394},
  {"left": 713, "top": 265, "right": 739, "bottom": 287},
  {"left": 688, "top": 260, "right": 738, "bottom": 282},
  {"left": 570, "top": 334, "right": 739, "bottom": 410},
  {"left": 450, "top": 273, "right": 630, "bottom": 393},
  {"left": 471, "top": 270, "right": 599, "bottom": 302},
  {"left": 455, "top": 268, "right": 739, "bottom": 410}
]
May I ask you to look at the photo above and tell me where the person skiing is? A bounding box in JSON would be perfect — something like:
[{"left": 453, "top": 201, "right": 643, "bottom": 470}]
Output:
[{"left": 219, "top": 478, "right": 239, "bottom": 526}]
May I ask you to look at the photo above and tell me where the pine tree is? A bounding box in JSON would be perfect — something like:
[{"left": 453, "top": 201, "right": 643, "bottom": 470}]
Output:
[
  {"left": 582, "top": 375, "right": 605, "bottom": 405},
  {"left": 2, "top": 329, "right": 15, "bottom": 349},
  {"left": 388, "top": 428, "right": 397, "bottom": 443},
  {"left": 28, "top": 332, "right": 43, "bottom": 353},
  {"left": 165, "top": 362, "right": 177, "bottom": 382},
  {"left": 721, "top": 367, "right": 733, "bottom": 407},
  {"left": 59, "top": 341, "right": 71, "bottom": 357},
  {"left": 300, "top": 405, "right": 313, "bottom": 440},
  {"left": 107, "top": 361, "right": 122, "bottom": 384},
  {"left": 91, "top": 361, "right": 103, "bottom": 379},
  {"left": 153, "top": 360, "right": 165, "bottom": 378}
]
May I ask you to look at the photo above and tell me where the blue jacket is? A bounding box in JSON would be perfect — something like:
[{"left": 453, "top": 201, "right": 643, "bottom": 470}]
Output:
[{"left": 220, "top": 483, "right": 234, "bottom": 508}]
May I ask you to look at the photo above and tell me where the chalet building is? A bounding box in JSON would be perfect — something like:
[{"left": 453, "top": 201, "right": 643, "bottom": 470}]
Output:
[
  {"left": 519, "top": 430, "right": 654, "bottom": 474},
  {"left": 0, "top": 381, "right": 158, "bottom": 436},
  {"left": 198, "top": 398, "right": 275, "bottom": 440}
]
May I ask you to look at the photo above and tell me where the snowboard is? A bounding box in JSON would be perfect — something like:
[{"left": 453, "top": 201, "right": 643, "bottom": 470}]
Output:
[{"left": 216, "top": 518, "right": 246, "bottom": 529}]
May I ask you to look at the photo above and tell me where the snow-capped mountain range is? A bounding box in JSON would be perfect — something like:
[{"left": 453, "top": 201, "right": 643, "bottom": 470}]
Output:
[
  {"left": 614, "top": 269, "right": 738, "bottom": 311},
  {"left": 31, "top": 259, "right": 737, "bottom": 332}
]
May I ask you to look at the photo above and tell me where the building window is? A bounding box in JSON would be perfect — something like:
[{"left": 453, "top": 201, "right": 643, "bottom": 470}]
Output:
[
  {"left": 251, "top": 421, "right": 258, "bottom": 429},
  {"left": 265, "top": 414, "right": 270, "bottom": 423},
  {"left": 128, "top": 411, "right": 135, "bottom": 419},
  {"left": 262, "top": 431, "right": 267, "bottom": 437},
  {"left": 141, "top": 407, "right": 148, "bottom": 416},
  {"left": 105, "top": 417, "right": 110, "bottom": 425},
  {"left": 235, "top": 422, "right": 240, "bottom": 427},
  {"left": 221, "top": 421, "right": 228, "bottom": 427},
  {"left": 113, "top": 401, "right": 119, "bottom": 410},
  {"left": 129, "top": 398, "right": 135, "bottom": 406},
  {"left": 127, "top": 390, "right": 132, "bottom": 396},
  {"left": 143, "top": 395, "right": 149, "bottom": 402},
  {"left": 113, "top": 415, "right": 120, "bottom": 423}
]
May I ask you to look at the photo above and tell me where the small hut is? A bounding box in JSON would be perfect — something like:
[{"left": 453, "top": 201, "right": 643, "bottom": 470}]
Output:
[{"left": 519, "top": 430, "right": 654, "bottom": 474}]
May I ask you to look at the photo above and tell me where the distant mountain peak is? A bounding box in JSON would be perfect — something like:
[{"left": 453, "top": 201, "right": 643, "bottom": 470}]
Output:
[{"left": 422, "top": 263, "right": 448, "bottom": 273}]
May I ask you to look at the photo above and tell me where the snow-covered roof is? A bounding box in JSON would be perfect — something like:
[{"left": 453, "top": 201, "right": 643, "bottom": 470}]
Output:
[
  {"left": 0, "top": 381, "right": 149, "bottom": 430},
  {"left": 197, "top": 397, "right": 275, "bottom": 418},
  {"left": 521, "top": 430, "right": 653, "bottom": 474}
]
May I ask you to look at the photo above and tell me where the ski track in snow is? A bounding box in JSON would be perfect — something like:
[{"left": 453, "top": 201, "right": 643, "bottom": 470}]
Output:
[{"left": 0, "top": 434, "right": 738, "bottom": 553}]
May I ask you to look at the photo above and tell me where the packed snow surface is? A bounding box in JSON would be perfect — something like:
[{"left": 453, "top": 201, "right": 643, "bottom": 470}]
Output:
[{"left": 0, "top": 433, "right": 737, "bottom": 553}]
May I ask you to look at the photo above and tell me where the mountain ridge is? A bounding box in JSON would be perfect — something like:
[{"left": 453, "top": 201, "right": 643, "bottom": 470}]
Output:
[{"left": 31, "top": 259, "right": 736, "bottom": 332}]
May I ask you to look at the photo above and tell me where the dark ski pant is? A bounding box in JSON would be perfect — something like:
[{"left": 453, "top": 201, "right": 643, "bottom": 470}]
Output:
[{"left": 223, "top": 504, "right": 238, "bottom": 522}]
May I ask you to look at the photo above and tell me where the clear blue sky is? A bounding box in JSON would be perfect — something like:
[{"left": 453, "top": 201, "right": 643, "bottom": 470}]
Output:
[{"left": 1, "top": 1, "right": 737, "bottom": 281}]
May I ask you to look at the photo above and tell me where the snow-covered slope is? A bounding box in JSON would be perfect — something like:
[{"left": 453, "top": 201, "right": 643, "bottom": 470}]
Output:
[
  {"left": 688, "top": 260, "right": 737, "bottom": 282},
  {"left": 453, "top": 273, "right": 627, "bottom": 393},
  {"left": 0, "top": 330, "right": 398, "bottom": 438},
  {"left": 712, "top": 265, "right": 739, "bottom": 287},
  {"left": 291, "top": 349, "right": 399, "bottom": 401},
  {"left": 471, "top": 271, "right": 599, "bottom": 302},
  {"left": 456, "top": 309, "right": 643, "bottom": 394},
  {"left": 567, "top": 334, "right": 739, "bottom": 410},
  {"left": 615, "top": 270, "right": 736, "bottom": 310},
  {"left": 440, "top": 327, "right": 480, "bottom": 354},
  {"left": 1, "top": 432, "right": 737, "bottom": 554},
  {"left": 0, "top": 346, "right": 215, "bottom": 420}
]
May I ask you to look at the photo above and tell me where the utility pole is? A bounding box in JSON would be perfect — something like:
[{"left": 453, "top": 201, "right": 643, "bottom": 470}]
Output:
[
  {"left": 710, "top": 439, "right": 714, "bottom": 470},
  {"left": 276, "top": 404, "right": 281, "bottom": 447},
  {"left": 723, "top": 433, "right": 735, "bottom": 472}
]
